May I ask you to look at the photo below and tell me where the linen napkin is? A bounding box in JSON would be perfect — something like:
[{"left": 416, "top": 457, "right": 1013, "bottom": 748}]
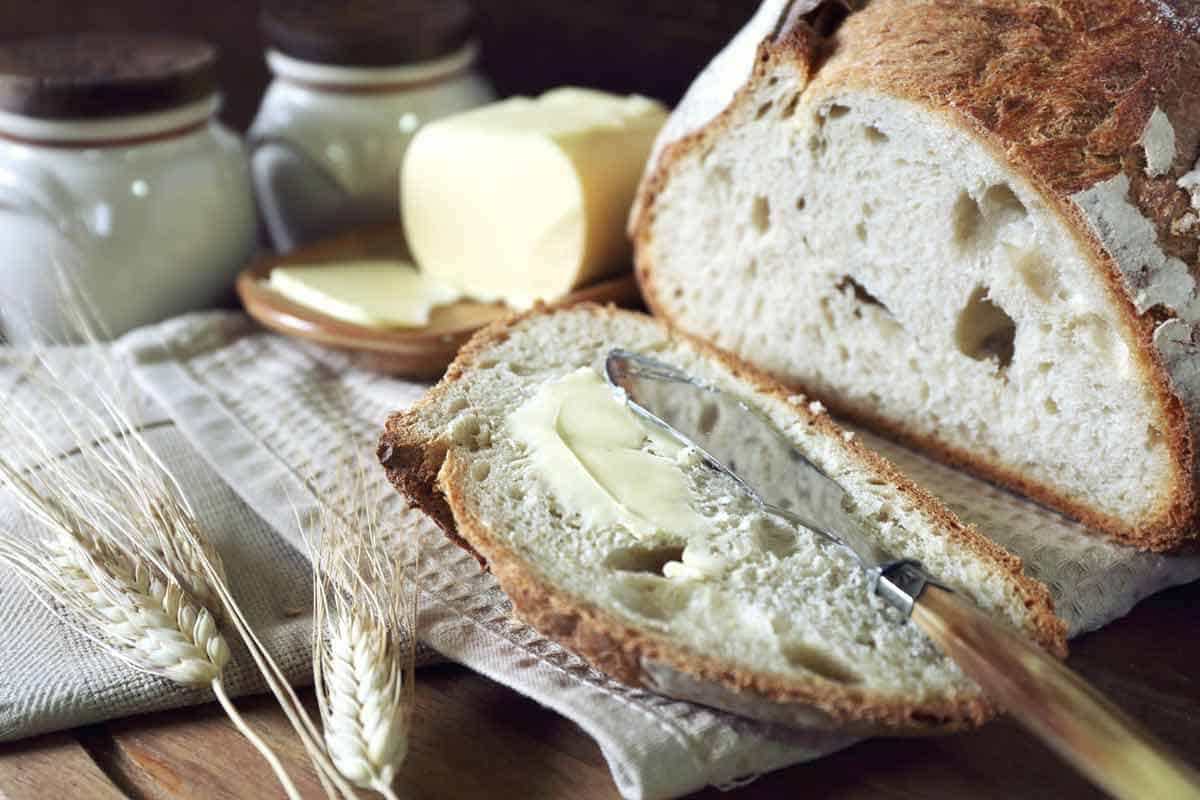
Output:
[{"left": 7, "top": 311, "right": 1196, "bottom": 800}]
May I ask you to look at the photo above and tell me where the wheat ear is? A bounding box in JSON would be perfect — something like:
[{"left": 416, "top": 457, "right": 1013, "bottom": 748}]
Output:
[
  {"left": 0, "top": 463, "right": 303, "bottom": 800},
  {"left": 311, "top": 459, "right": 418, "bottom": 800},
  {"left": 0, "top": 330, "right": 306, "bottom": 796}
]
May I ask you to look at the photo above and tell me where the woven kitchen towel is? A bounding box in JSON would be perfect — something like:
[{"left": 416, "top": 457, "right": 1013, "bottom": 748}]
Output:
[
  {"left": 3, "top": 311, "right": 1200, "bottom": 797},
  {"left": 108, "top": 310, "right": 1200, "bottom": 800}
]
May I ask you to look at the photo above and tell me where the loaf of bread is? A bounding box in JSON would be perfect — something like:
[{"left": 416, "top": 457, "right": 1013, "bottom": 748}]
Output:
[
  {"left": 632, "top": 0, "right": 1200, "bottom": 551},
  {"left": 378, "top": 305, "right": 1064, "bottom": 732}
]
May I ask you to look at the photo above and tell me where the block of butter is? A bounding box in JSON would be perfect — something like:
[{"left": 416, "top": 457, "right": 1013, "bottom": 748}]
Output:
[
  {"left": 268, "top": 260, "right": 460, "bottom": 328},
  {"left": 402, "top": 88, "right": 668, "bottom": 308}
]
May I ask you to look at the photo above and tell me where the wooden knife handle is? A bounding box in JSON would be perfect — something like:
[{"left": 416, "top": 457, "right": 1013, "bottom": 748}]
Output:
[{"left": 911, "top": 585, "right": 1200, "bottom": 800}]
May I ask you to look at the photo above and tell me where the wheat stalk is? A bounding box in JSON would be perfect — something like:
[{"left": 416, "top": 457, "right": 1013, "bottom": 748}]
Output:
[
  {"left": 311, "top": 457, "right": 418, "bottom": 800},
  {"left": 0, "top": 290, "right": 320, "bottom": 797},
  {"left": 0, "top": 448, "right": 304, "bottom": 800}
]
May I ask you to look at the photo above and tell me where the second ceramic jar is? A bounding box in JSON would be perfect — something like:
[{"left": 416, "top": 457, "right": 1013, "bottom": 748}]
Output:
[{"left": 250, "top": 0, "right": 495, "bottom": 252}]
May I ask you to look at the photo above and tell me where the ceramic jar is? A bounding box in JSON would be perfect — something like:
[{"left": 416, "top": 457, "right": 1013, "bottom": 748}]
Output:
[
  {"left": 0, "top": 33, "right": 256, "bottom": 345},
  {"left": 250, "top": 0, "right": 495, "bottom": 252}
]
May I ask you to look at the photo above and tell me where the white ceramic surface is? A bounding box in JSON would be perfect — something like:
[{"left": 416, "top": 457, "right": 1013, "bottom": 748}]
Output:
[
  {"left": 0, "top": 95, "right": 257, "bottom": 344},
  {"left": 249, "top": 44, "right": 495, "bottom": 252}
]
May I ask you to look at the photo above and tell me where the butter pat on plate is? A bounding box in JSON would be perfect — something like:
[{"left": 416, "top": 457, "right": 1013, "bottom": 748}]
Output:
[
  {"left": 402, "top": 88, "right": 668, "bottom": 308},
  {"left": 268, "top": 260, "right": 461, "bottom": 328}
]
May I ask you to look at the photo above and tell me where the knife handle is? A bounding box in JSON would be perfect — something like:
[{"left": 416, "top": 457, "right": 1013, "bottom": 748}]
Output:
[{"left": 911, "top": 585, "right": 1200, "bottom": 800}]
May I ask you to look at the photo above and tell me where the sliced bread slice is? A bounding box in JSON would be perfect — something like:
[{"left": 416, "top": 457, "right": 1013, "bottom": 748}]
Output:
[
  {"left": 379, "top": 304, "right": 1065, "bottom": 732},
  {"left": 633, "top": 0, "right": 1200, "bottom": 551}
]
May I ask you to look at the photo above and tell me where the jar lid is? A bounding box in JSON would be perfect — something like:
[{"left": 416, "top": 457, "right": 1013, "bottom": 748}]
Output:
[
  {"left": 261, "top": 0, "right": 475, "bottom": 68},
  {"left": 0, "top": 33, "right": 218, "bottom": 121}
]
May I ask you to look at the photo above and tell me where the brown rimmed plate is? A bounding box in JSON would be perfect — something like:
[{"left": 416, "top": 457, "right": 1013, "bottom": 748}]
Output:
[{"left": 236, "top": 225, "right": 644, "bottom": 380}]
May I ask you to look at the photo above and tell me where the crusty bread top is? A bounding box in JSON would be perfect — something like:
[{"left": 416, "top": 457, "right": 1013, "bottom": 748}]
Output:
[
  {"left": 379, "top": 304, "right": 1066, "bottom": 733},
  {"left": 632, "top": 0, "right": 1200, "bottom": 550},
  {"left": 817, "top": 1, "right": 1200, "bottom": 254}
]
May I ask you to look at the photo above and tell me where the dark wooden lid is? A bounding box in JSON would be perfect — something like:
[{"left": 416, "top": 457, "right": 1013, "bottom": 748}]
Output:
[
  {"left": 262, "top": 0, "right": 474, "bottom": 68},
  {"left": 0, "top": 33, "right": 218, "bottom": 120}
]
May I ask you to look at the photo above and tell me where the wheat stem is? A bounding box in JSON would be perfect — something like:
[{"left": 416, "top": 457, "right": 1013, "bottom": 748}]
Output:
[
  {"left": 309, "top": 453, "right": 418, "bottom": 799},
  {"left": 0, "top": 292, "right": 314, "bottom": 798},
  {"left": 211, "top": 678, "right": 302, "bottom": 800}
]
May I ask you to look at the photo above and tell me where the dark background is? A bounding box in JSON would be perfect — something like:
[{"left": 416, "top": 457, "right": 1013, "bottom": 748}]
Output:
[{"left": 0, "top": 1, "right": 761, "bottom": 130}]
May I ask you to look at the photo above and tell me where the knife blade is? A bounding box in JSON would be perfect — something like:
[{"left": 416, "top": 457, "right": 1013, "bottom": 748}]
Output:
[
  {"left": 602, "top": 347, "right": 1200, "bottom": 800},
  {"left": 604, "top": 348, "right": 897, "bottom": 577}
]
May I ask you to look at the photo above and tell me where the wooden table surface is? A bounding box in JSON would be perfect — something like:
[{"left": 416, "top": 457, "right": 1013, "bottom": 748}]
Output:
[{"left": 2, "top": 580, "right": 1197, "bottom": 800}]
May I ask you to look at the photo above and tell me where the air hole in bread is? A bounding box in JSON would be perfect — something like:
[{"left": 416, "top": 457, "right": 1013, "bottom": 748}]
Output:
[
  {"left": 836, "top": 276, "right": 890, "bottom": 317},
  {"left": 854, "top": 221, "right": 867, "bottom": 242},
  {"left": 795, "top": 196, "right": 807, "bottom": 211},
  {"left": 1147, "top": 425, "right": 1163, "bottom": 448},
  {"left": 610, "top": 574, "right": 689, "bottom": 621},
  {"left": 708, "top": 165, "right": 732, "bottom": 188},
  {"left": 605, "top": 544, "right": 686, "bottom": 575},
  {"left": 781, "top": 641, "right": 862, "bottom": 684},
  {"left": 826, "top": 103, "right": 850, "bottom": 120},
  {"left": 751, "top": 195, "right": 771, "bottom": 234},
  {"left": 697, "top": 401, "right": 720, "bottom": 436},
  {"left": 1043, "top": 397, "right": 1059, "bottom": 416},
  {"left": 447, "top": 398, "right": 469, "bottom": 413},
  {"left": 983, "top": 184, "right": 1027, "bottom": 220},
  {"left": 755, "top": 100, "right": 774, "bottom": 120},
  {"left": 1010, "top": 248, "right": 1058, "bottom": 302},
  {"left": 864, "top": 125, "right": 888, "bottom": 144},
  {"left": 476, "top": 357, "right": 498, "bottom": 369},
  {"left": 952, "top": 191, "right": 983, "bottom": 248},
  {"left": 449, "top": 415, "right": 484, "bottom": 450},
  {"left": 756, "top": 525, "right": 798, "bottom": 558},
  {"left": 471, "top": 462, "right": 491, "bottom": 481},
  {"left": 780, "top": 93, "right": 801, "bottom": 119},
  {"left": 955, "top": 286, "right": 1016, "bottom": 368}
]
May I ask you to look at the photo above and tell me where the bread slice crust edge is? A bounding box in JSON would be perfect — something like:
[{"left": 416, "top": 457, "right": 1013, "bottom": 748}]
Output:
[{"left": 378, "top": 303, "right": 1067, "bottom": 734}]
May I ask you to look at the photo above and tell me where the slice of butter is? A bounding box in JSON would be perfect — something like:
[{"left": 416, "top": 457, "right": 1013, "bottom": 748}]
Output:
[
  {"left": 402, "top": 88, "right": 668, "bottom": 308},
  {"left": 506, "top": 367, "right": 709, "bottom": 539},
  {"left": 268, "top": 260, "right": 461, "bottom": 328}
]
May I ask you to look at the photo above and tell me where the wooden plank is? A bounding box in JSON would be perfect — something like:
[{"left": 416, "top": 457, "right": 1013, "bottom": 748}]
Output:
[
  {"left": 0, "top": 733, "right": 123, "bottom": 800},
  {"left": 90, "top": 693, "right": 328, "bottom": 800},
  {"left": 95, "top": 666, "right": 617, "bottom": 800},
  {"left": 399, "top": 664, "right": 616, "bottom": 799},
  {"left": 4, "top": 581, "right": 1194, "bottom": 799}
]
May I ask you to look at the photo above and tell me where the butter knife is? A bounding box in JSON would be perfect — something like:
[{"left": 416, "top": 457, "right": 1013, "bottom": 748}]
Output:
[{"left": 605, "top": 348, "right": 1200, "bottom": 800}]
